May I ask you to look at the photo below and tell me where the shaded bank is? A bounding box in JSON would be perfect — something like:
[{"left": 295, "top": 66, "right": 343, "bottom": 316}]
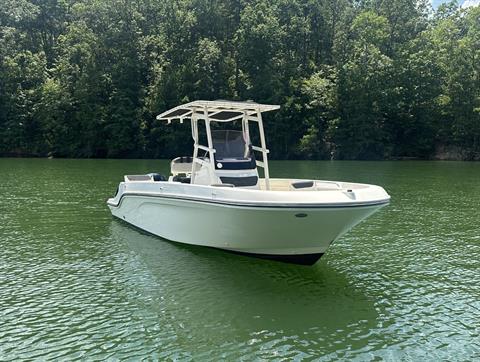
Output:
[
  {"left": 1, "top": 1, "right": 479, "bottom": 160},
  {"left": 2, "top": 148, "right": 480, "bottom": 161}
]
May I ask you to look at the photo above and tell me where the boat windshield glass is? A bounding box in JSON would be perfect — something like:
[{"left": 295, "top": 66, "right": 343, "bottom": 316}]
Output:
[{"left": 212, "top": 130, "right": 250, "bottom": 160}]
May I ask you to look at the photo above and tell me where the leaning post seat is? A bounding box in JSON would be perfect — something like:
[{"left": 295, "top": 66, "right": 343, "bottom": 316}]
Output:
[
  {"left": 171, "top": 156, "right": 207, "bottom": 176},
  {"left": 170, "top": 156, "right": 194, "bottom": 175},
  {"left": 214, "top": 156, "right": 256, "bottom": 170}
]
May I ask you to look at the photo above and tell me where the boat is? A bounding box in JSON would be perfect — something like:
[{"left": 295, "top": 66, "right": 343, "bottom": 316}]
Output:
[{"left": 107, "top": 100, "right": 390, "bottom": 265}]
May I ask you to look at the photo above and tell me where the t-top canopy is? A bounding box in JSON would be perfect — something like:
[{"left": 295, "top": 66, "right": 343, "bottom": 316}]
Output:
[{"left": 156, "top": 100, "right": 280, "bottom": 123}]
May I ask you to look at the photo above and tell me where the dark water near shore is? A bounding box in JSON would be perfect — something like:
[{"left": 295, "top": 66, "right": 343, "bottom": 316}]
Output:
[{"left": 1, "top": 159, "right": 479, "bottom": 360}]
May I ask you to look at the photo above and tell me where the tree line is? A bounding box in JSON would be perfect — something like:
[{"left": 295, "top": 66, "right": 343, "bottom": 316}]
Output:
[{"left": 0, "top": 0, "right": 479, "bottom": 160}]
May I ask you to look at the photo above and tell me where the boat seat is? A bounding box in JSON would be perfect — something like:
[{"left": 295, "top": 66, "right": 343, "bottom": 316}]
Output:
[
  {"left": 215, "top": 157, "right": 256, "bottom": 170},
  {"left": 175, "top": 156, "right": 194, "bottom": 163}
]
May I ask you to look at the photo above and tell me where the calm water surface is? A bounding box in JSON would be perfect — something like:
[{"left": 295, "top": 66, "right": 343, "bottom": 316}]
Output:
[{"left": 1, "top": 159, "right": 479, "bottom": 360}]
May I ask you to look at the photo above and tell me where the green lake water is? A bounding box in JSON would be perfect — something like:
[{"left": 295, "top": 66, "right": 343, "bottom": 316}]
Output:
[{"left": 1, "top": 158, "right": 479, "bottom": 360}]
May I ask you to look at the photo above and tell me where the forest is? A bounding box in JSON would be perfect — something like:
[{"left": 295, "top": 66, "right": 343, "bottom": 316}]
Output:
[{"left": 0, "top": 0, "right": 479, "bottom": 160}]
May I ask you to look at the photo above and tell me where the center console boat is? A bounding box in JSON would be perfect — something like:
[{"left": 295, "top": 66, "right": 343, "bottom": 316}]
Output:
[{"left": 107, "top": 100, "right": 390, "bottom": 265}]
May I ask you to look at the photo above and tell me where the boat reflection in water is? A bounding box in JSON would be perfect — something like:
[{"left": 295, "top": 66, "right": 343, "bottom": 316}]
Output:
[{"left": 109, "top": 220, "right": 379, "bottom": 346}]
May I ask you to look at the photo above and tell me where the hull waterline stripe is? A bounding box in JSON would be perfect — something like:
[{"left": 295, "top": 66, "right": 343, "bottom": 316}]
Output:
[{"left": 108, "top": 192, "right": 390, "bottom": 209}]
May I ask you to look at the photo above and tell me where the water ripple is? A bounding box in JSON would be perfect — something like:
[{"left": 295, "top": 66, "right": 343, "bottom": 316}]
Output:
[{"left": 1, "top": 159, "right": 480, "bottom": 360}]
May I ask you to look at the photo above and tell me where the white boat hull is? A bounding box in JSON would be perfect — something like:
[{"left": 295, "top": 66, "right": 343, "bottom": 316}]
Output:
[{"left": 108, "top": 182, "right": 388, "bottom": 264}]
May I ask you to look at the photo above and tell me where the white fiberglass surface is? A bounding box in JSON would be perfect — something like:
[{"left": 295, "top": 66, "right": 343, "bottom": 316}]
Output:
[{"left": 111, "top": 178, "right": 390, "bottom": 209}]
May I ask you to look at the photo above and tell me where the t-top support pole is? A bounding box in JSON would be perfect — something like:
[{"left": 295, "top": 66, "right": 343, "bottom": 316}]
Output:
[
  {"left": 257, "top": 109, "right": 270, "bottom": 190},
  {"left": 203, "top": 106, "right": 217, "bottom": 184},
  {"left": 190, "top": 113, "right": 199, "bottom": 184}
]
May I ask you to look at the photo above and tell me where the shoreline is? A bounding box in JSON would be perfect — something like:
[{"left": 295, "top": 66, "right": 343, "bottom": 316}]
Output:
[{"left": 1, "top": 154, "right": 479, "bottom": 162}]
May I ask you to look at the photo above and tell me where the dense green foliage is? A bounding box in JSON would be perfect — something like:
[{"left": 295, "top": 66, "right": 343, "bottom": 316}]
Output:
[{"left": 0, "top": 0, "right": 479, "bottom": 159}]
